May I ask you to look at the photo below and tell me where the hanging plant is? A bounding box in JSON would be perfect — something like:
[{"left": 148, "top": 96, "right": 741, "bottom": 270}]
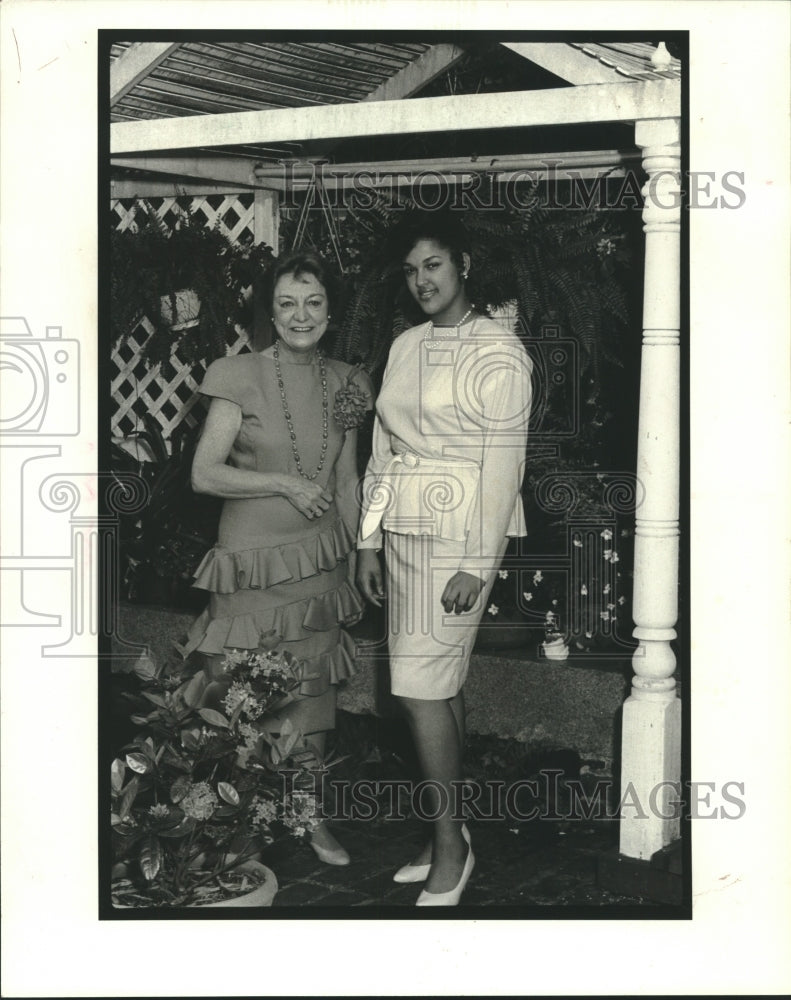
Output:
[{"left": 110, "top": 198, "right": 275, "bottom": 366}]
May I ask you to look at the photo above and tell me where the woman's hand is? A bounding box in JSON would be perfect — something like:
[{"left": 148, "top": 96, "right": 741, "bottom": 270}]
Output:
[
  {"left": 441, "top": 571, "right": 485, "bottom": 615},
  {"left": 281, "top": 476, "right": 334, "bottom": 520},
  {"left": 357, "top": 549, "right": 385, "bottom": 607}
]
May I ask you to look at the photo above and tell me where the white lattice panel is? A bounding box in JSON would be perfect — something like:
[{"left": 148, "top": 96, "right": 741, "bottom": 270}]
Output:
[{"left": 110, "top": 194, "right": 256, "bottom": 445}]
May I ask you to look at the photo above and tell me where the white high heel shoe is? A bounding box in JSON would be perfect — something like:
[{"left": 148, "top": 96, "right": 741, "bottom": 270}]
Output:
[
  {"left": 415, "top": 839, "right": 475, "bottom": 907},
  {"left": 308, "top": 827, "right": 350, "bottom": 866},
  {"left": 393, "top": 824, "right": 470, "bottom": 884}
]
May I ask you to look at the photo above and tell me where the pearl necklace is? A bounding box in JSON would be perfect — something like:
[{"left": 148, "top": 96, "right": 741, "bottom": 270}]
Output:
[
  {"left": 273, "top": 339, "right": 329, "bottom": 481},
  {"left": 426, "top": 307, "right": 474, "bottom": 341}
]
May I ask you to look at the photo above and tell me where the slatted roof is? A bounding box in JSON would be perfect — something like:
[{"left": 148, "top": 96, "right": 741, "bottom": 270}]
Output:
[
  {"left": 570, "top": 42, "right": 682, "bottom": 81},
  {"left": 109, "top": 40, "right": 681, "bottom": 181},
  {"left": 110, "top": 40, "right": 437, "bottom": 120}
]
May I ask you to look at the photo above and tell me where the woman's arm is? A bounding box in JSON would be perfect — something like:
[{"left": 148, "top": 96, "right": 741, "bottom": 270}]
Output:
[
  {"left": 458, "top": 341, "right": 531, "bottom": 576},
  {"left": 442, "top": 340, "right": 531, "bottom": 613},
  {"left": 333, "top": 426, "right": 361, "bottom": 536},
  {"left": 191, "top": 397, "right": 332, "bottom": 518}
]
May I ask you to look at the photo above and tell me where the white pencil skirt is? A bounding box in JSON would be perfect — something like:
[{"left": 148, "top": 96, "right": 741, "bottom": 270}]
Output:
[{"left": 384, "top": 532, "right": 507, "bottom": 700}]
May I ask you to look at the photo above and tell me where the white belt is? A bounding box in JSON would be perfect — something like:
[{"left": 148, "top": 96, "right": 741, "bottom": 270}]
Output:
[{"left": 360, "top": 448, "right": 480, "bottom": 541}]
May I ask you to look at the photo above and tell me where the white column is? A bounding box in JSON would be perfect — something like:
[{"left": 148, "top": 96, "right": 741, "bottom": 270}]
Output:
[
  {"left": 254, "top": 187, "right": 280, "bottom": 251},
  {"left": 619, "top": 118, "right": 682, "bottom": 859}
]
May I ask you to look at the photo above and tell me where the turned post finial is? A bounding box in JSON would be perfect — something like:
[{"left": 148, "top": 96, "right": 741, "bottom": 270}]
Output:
[{"left": 652, "top": 41, "right": 672, "bottom": 70}]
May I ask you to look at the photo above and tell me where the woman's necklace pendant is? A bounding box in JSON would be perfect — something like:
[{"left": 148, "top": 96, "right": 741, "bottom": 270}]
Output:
[{"left": 273, "top": 339, "right": 329, "bottom": 481}]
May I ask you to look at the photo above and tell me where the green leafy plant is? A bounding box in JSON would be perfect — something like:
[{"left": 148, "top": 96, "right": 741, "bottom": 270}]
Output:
[
  {"left": 111, "top": 635, "right": 333, "bottom": 908},
  {"left": 111, "top": 413, "right": 220, "bottom": 608},
  {"left": 283, "top": 183, "right": 634, "bottom": 385},
  {"left": 110, "top": 198, "right": 275, "bottom": 366}
]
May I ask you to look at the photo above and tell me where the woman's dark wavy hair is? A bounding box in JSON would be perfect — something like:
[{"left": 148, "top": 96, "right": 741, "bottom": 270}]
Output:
[
  {"left": 263, "top": 249, "right": 340, "bottom": 315},
  {"left": 388, "top": 210, "right": 471, "bottom": 274}
]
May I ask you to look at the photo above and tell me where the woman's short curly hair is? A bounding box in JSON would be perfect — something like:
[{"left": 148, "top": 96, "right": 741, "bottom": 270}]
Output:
[{"left": 264, "top": 249, "right": 340, "bottom": 314}]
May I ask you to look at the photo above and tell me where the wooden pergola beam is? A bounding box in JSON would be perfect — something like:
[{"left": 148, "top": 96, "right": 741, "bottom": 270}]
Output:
[
  {"left": 502, "top": 42, "right": 625, "bottom": 85},
  {"left": 110, "top": 147, "right": 641, "bottom": 195},
  {"left": 110, "top": 79, "right": 680, "bottom": 154},
  {"left": 110, "top": 43, "right": 182, "bottom": 107},
  {"left": 110, "top": 155, "right": 259, "bottom": 189},
  {"left": 362, "top": 42, "right": 467, "bottom": 102}
]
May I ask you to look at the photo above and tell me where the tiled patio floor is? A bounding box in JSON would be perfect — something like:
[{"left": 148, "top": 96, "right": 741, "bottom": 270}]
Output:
[
  {"left": 265, "top": 815, "right": 655, "bottom": 910},
  {"left": 259, "top": 712, "right": 684, "bottom": 914}
]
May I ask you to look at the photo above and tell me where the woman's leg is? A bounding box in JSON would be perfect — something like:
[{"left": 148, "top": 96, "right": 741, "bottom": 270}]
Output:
[
  {"left": 398, "top": 694, "right": 468, "bottom": 893},
  {"left": 403, "top": 688, "right": 466, "bottom": 868}
]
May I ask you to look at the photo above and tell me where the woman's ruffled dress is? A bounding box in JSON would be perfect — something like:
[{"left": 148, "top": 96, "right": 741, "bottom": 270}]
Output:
[{"left": 178, "top": 351, "right": 370, "bottom": 731}]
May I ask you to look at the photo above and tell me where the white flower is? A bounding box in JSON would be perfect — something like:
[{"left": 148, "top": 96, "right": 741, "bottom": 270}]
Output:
[
  {"left": 552, "top": 599, "right": 558, "bottom": 606},
  {"left": 533, "top": 570, "right": 543, "bottom": 584},
  {"left": 600, "top": 611, "right": 610, "bottom": 622},
  {"left": 498, "top": 570, "right": 509, "bottom": 580},
  {"left": 610, "top": 552, "right": 620, "bottom": 563},
  {"left": 573, "top": 538, "right": 583, "bottom": 548},
  {"left": 607, "top": 603, "right": 616, "bottom": 610},
  {"left": 223, "top": 649, "right": 246, "bottom": 667},
  {"left": 545, "top": 611, "right": 556, "bottom": 622},
  {"left": 488, "top": 603, "right": 499, "bottom": 616},
  {"left": 580, "top": 585, "right": 588, "bottom": 596},
  {"left": 603, "top": 549, "right": 612, "bottom": 561},
  {"left": 602, "top": 584, "right": 611, "bottom": 594},
  {"left": 618, "top": 595, "right": 626, "bottom": 605},
  {"left": 601, "top": 528, "right": 613, "bottom": 540},
  {"left": 585, "top": 631, "right": 593, "bottom": 639},
  {"left": 523, "top": 592, "right": 533, "bottom": 602}
]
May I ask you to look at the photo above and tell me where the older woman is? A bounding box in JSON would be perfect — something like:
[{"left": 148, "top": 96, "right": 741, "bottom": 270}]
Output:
[
  {"left": 182, "top": 250, "right": 372, "bottom": 865},
  {"left": 357, "top": 213, "right": 531, "bottom": 904}
]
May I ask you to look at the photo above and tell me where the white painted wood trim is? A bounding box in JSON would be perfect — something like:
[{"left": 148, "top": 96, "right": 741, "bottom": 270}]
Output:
[
  {"left": 619, "top": 117, "right": 683, "bottom": 861},
  {"left": 110, "top": 43, "right": 182, "bottom": 107},
  {"left": 502, "top": 42, "right": 625, "bottom": 85},
  {"left": 110, "top": 79, "right": 680, "bottom": 154},
  {"left": 362, "top": 43, "right": 467, "bottom": 102}
]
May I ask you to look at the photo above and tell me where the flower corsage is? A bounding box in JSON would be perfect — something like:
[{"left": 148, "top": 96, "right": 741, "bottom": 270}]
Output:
[{"left": 333, "top": 363, "right": 371, "bottom": 431}]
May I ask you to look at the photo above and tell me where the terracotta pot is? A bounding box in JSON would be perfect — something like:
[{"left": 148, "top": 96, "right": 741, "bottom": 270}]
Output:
[
  {"left": 542, "top": 637, "right": 570, "bottom": 661},
  {"left": 112, "top": 859, "right": 278, "bottom": 909}
]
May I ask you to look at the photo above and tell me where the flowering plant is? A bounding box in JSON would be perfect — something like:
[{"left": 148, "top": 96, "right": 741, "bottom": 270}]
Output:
[
  {"left": 333, "top": 364, "right": 371, "bottom": 431},
  {"left": 480, "top": 525, "right": 634, "bottom": 660},
  {"left": 110, "top": 636, "right": 326, "bottom": 907}
]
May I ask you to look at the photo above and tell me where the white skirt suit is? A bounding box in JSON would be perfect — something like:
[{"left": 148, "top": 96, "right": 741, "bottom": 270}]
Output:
[{"left": 358, "top": 317, "right": 531, "bottom": 700}]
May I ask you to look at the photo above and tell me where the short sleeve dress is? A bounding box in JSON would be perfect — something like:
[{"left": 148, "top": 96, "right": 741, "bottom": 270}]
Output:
[{"left": 179, "top": 349, "right": 372, "bottom": 734}]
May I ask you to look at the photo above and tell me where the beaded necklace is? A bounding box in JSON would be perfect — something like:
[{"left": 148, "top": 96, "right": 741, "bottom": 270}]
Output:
[
  {"left": 273, "top": 339, "right": 329, "bottom": 481},
  {"left": 426, "top": 306, "right": 474, "bottom": 341}
]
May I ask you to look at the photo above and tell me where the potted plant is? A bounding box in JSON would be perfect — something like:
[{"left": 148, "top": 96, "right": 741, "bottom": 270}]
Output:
[
  {"left": 110, "top": 198, "right": 274, "bottom": 366},
  {"left": 110, "top": 635, "right": 332, "bottom": 909}
]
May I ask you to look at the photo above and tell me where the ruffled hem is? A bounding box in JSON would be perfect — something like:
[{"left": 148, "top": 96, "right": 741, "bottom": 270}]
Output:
[
  {"left": 297, "top": 628, "right": 357, "bottom": 697},
  {"left": 191, "top": 518, "right": 356, "bottom": 595},
  {"left": 175, "top": 578, "right": 364, "bottom": 659}
]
